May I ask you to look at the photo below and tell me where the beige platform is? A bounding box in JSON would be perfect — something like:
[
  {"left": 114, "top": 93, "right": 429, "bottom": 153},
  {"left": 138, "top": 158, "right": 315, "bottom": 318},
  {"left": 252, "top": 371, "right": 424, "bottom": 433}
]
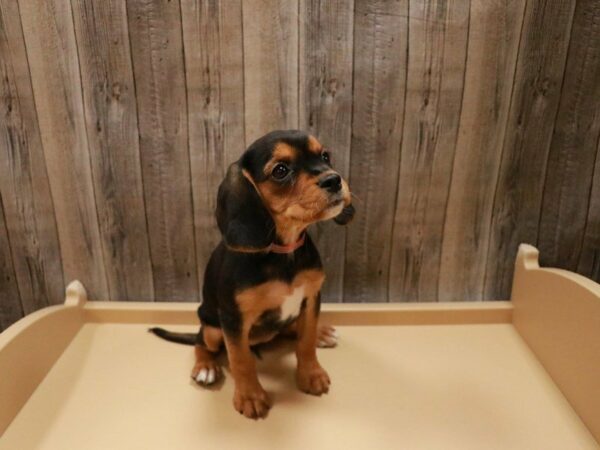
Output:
[{"left": 0, "top": 244, "right": 599, "bottom": 449}]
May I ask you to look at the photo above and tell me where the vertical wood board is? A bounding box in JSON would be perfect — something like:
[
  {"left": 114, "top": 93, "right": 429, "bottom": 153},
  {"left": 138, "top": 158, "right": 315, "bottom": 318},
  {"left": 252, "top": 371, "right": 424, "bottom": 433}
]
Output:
[
  {"left": 181, "top": 0, "right": 245, "bottom": 292},
  {"left": 242, "top": 0, "right": 299, "bottom": 145},
  {"left": 484, "top": 0, "right": 577, "bottom": 299},
  {"left": 439, "top": 0, "right": 526, "bottom": 301},
  {"left": 72, "top": 0, "right": 154, "bottom": 301},
  {"left": 298, "top": 0, "right": 354, "bottom": 301},
  {"left": 344, "top": 0, "right": 409, "bottom": 302},
  {"left": 127, "top": 0, "right": 199, "bottom": 301},
  {"left": 18, "top": 0, "right": 109, "bottom": 300},
  {"left": 389, "top": 0, "right": 470, "bottom": 302},
  {"left": 0, "top": 0, "right": 64, "bottom": 313}
]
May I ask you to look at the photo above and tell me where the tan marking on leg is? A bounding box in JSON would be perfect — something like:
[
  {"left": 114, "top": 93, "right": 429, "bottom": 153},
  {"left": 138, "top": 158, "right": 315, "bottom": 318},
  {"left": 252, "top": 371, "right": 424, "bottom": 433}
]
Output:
[
  {"left": 203, "top": 325, "right": 223, "bottom": 352},
  {"left": 228, "top": 287, "right": 282, "bottom": 419},
  {"left": 295, "top": 296, "right": 319, "bottom": 364},
  {"left": 295, "top": 294, "right": 331, "bottom": 395},
  {"left": 224, "top": 329, "right": 271, "bottom": 419},
  {"left": 249, "top": 331, "right": 279, "bottom": 346}
]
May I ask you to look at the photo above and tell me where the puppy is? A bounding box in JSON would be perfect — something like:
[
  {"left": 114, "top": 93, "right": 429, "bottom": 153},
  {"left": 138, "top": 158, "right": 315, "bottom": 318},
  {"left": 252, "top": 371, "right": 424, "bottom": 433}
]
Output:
[{"left": 150, "top": 130, "right": 354, "bottom": 419}]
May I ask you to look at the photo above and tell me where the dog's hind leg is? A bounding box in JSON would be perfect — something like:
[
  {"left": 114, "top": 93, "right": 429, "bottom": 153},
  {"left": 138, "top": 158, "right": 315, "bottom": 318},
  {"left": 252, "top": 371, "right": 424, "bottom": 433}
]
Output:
[{"left": 191, "top": 324, "right": 224, "bottom": 386}]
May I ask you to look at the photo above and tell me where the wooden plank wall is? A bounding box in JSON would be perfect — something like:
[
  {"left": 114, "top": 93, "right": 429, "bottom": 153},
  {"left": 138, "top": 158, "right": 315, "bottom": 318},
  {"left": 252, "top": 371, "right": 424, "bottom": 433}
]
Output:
[
  {"left": 1, "top": 0, "right": 599, "bottom": 330},
  {"left": 0, "top": 0, "right": 65, "bottom": 321}
]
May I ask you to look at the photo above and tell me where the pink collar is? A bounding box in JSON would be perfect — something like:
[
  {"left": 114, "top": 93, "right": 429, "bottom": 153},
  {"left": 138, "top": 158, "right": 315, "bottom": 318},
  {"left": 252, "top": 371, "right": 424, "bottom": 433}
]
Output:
[{"left": 268, "top": 233, "right": 306, "bottom": 254}]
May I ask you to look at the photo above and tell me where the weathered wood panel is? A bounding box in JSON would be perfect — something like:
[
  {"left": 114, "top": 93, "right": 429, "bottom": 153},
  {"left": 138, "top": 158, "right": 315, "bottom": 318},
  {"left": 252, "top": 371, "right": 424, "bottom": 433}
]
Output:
[
  {"left": 71, "top": 0, "right": 154, "bottom": 301},
  {"left": 0, "top": 194, "right": 23, "bottom": 330},
  {"left": 242, "top": 0, "right": 299, "bottom": 145},
  {"left": 439, "top": 0, "right": 526, "bottom": 301},
  {"left": 344, "top": 0, "right": 408, "bottom": 302},
  {"left": 388, "top": 0, "right": 469, "bottom": 302},
  {"left": 0, "top": 0, "right": 64, "bottom": 313},
  {"left": 127, "top": 0, "right": 199, "bottom": 301},
  {"left": 2, "top": 0, "right": 600, "bottom": 331},
  {"left": 181, "top": 0, "right": 245, "bottom": 292},
  {"left": 298, "top": 0, "right": 354, "bottom": 302},
  {"left": 484, "top": 0, "right": 577, "bottom": 300},
  {"left": 579, "top": 138, "right": 600, "bottom": 280},
  {"left": 538, "top": 0, "right": 600, "bottom": 271},
  {"left": 18, "top": 0, "right": 109, "bottom": 300}
]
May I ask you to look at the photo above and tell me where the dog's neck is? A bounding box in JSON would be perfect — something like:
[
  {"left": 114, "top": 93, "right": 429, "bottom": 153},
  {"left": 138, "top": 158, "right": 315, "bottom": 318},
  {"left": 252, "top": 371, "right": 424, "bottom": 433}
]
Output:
[
  {"left": 274, "top": 224, "right": 306, "bottom": 246},
  {"left": 269, "top": 232, "right": 305, "bottom": 254}
]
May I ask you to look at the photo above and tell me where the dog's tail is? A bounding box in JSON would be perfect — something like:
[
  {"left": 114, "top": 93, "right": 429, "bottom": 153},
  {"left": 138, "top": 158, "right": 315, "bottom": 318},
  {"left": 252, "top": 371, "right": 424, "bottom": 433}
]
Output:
[{"left": 148, "top": 327, "right": 197, "bottom": 345}]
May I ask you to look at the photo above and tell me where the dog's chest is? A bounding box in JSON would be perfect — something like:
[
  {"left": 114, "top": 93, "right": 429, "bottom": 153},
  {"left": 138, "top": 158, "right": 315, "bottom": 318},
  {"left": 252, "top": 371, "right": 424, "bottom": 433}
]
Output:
[
  {"left": 279, "top": 285, "right": 306, "bottom": 321},
  {"left": 237, "top": 269, "right": 325, "bottom": 334},
  {"left": 249, "top": 284, "right": 307, "bottom": 342}
]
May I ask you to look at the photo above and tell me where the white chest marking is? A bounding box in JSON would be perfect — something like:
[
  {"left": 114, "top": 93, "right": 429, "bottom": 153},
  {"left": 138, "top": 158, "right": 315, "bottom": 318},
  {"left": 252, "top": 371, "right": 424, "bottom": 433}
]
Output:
[{"left": 280, "top": 285, "right": 305, "bottom": 320}]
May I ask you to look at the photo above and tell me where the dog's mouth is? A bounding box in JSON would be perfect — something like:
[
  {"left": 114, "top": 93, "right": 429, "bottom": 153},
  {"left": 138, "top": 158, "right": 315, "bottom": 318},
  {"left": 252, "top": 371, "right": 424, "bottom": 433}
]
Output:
[
  {"left": 285, "top": 191, "right": 347, "bottom": 223},
  {"left": 327, "top": 197, "right": 344, "bottom": 208},
  {"left": 314, "top": 197, "right": 344, "bottom": 221}
]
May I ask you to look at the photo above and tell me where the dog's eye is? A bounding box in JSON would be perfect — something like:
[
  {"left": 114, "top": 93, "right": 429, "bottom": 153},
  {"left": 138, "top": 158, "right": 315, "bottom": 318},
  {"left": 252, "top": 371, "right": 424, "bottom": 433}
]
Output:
[
  {"left": 322, "top": 151, "right": 331, "bottom": 164},
  {"left": 271, "top": 163, "right": 290, "bottom": 180}
]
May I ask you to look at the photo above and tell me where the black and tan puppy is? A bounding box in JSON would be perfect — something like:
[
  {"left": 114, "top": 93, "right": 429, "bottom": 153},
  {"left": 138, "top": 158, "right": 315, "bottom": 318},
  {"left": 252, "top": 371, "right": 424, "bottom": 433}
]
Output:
[{"left": 150, "top": 130, "right": 354, "bottom": 419}]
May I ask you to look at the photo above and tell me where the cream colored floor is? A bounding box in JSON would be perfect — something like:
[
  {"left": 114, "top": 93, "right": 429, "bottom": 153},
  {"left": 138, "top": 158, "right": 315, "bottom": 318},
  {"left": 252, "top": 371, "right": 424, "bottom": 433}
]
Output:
[{"left": 1, "top": 323, "right": 597, "bottom": 450}]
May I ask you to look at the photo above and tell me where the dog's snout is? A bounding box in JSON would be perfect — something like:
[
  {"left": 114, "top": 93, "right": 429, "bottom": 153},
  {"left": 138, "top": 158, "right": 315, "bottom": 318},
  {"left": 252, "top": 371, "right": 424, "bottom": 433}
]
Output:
[{"left": 318, "top": 173, "right": 342, "bottom": 193}]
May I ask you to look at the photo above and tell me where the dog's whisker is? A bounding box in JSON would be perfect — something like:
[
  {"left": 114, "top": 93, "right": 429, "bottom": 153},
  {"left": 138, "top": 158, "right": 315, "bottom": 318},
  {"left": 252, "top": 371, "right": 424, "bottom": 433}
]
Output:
[{"left": 350, "top": 192, "right": 362, "bottom": 203}]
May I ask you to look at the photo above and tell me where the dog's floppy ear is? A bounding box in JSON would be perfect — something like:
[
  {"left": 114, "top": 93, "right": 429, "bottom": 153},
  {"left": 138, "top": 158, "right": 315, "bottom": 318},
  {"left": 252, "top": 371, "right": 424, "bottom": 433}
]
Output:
[
  {"left": 216, "top": 163, "right": 275, "bottom": 251},
  {"left": 334, "top": 204, "right": 355, "bottom": 225}
]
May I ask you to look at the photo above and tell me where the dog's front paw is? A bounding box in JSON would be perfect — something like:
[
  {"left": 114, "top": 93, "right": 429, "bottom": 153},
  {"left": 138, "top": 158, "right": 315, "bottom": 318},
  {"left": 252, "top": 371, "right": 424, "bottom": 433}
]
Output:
[
  {"left": 297, "top": 365, "right": 330, "bottom": 396},
  {"left": 317, "top": 324, "right": 338, "bottom": 348},
  {"left": 191, "top": 361, "right": 222, "bottom": 386},
  {"left": 233, "top": 385, "right": 272, "bottom": 419}
]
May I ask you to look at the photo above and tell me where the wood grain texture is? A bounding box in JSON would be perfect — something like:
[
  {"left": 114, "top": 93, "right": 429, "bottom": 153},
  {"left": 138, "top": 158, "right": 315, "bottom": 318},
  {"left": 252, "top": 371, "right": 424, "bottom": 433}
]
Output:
[
  {"left": 439, "top": 0, "right": 526, "bottom": 301},
  {"left": 579, "top": 137, "right": 600, "bottom": 281},
  {"left": 0, "top": 194, "right": 23, "bottom": 331},
  {"left": 181, "top": 0, "right": 245, "bottom": 292},
  {"left": 71, "top": 0, "right": 154, "bottom": 301},
  {"left": 127, "top": 0, "right": 199, "bottom": 301},
  {"left": 18, "top": 0, "right": 109, "bottom": 300},
  {"left": 0, "top": 0, "right": 64, "bottom": 314},
  {"left": 298, "top": 0, "right": 354, "bottom": 302},
  {"left": 3, "top": 0, "right": 600, "bottom": 330},
  {"left": 538, "top": 0, "right": 600, "bottom": 271},
  {"left": 388, "top": 0, "right": 469, "bottom": 302},
  {"left": 242, "top": 0, "right": 299, "bottom": 145},
  {"left": 484, "top": 0, "right": 577, "bottom": 300},
  {"left": 344, "top": 0, "right": 408, "bottom": 302}
]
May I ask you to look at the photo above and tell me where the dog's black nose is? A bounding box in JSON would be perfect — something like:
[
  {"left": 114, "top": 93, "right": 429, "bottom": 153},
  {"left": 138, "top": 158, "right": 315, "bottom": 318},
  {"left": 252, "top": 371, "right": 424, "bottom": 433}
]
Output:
[{"left": 318, "top": 173, "right": 342, "bottom": 193}]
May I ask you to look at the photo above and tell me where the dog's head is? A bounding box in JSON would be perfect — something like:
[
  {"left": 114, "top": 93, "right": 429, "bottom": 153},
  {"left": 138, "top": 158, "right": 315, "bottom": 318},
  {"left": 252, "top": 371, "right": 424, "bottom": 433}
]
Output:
[{"left": 216, "top": 130, "right": 354, "bottom": 252}]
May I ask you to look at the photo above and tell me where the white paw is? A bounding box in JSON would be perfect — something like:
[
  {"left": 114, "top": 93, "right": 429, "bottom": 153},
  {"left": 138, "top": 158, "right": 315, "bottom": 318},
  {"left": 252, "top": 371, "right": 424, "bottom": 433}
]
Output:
[
  {"left": 317, "top": 326, "right": 338, "bottom": 348},
  {"left": 194, "top": 368, "right": 218, "bottom": 385}
]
